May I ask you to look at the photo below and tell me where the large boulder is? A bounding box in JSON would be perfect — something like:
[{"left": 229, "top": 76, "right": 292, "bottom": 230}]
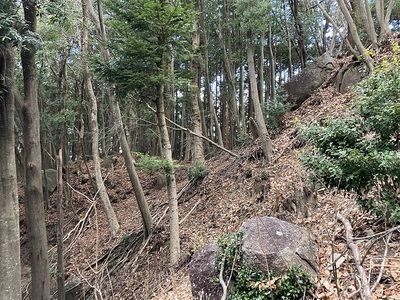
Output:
[
  {"left": 334, "top": 61, "right": 368, "bottom": 93},
  {"left": 283, "top": 52, "right": 334, "bottom": 108},
  {"left": 42, "top": 169, "right": 58, "bottom": 194},
  {"left": 189, "top": 217, "right": 318, "bottom": 300},
  {"left": 189, "top": 242, "right": 222, "bottom": 300},
  {"left": 240, "top": 216, "right": 318, "bottom": 277}
]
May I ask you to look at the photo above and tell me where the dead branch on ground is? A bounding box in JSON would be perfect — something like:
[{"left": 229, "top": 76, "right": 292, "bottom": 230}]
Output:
[{"left": 337, "top": 212, "right": 373, "bottom": 300}]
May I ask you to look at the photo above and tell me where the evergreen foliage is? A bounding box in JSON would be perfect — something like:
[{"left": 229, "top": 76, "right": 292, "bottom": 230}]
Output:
[
  {"left": 188, "top": 162, "right": 208, "bottom": 180},
  {"left": 300, "top": 50, "right": 400, "bottom": 223},
  {"left": 98, "top": 0, "right": 195, "bottom": 98}
]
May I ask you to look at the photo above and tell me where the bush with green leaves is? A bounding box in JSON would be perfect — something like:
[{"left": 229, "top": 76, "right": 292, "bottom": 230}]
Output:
[
  {"left": 188, "top": 162, "right": 208, "bottom": 180},
  {"left": 299, "top": 53, "right": 400, "bottom": 224},
  {"left": 133, "top": 152, "right": 177, "bottom": 174},
  {"left": 215, "top": 232, "right": 314, "bottom": 300},
  {"left": 264, "top": 99, "right": 292, "bottom": 135}
]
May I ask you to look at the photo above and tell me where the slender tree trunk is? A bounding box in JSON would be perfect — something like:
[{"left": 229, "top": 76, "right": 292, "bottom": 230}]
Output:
[
  {"left": 113, "top": 103, "right": 153, "bottom": 237},
  {"left": 93, "top": 0, "right": 152, "bottom": 238},
  {"left": 156, "top": 83, "right": 180, "bottom": 265},
  {"left": 337, "top": 0, "right": 374, "bottom": 71},
  {"left": 0, "top": 43, "right": 21, "bottom": 300},
  {"left": 190, "top": 6, "right": 205, "bottom": 162},
  {"left": 246, "top": 30, "right": 273, "bottom": 163},
  {"left": 19, "top": 1, "right": 51, "bottom": 298},
  {"left": 362, "top": 0, "right": 378, "bottom": 47},
  {"left": 199, "top": 1, "right": 224, "bottom": 146},
  {"left": 259, "top": 32, "right": 265, "bottom": 104},
  {"left": 56, "top": 149, "right": 65, "bottom": 300},
  {"left": 267, "top": 26, "right": 276, "bottom": 101},
  {"left": 81, "top": 0, "right": 119, "bottom": 237}
]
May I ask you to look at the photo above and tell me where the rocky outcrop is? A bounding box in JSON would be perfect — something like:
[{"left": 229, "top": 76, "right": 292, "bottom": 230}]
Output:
[
  {"left": 240, "top": 216, "right": 318, "bottom": 277},
  {"left": 283, "top": 52, "right": 334, "bottom": 108},
  {"left": 189, "top": 217, "right": 318, "bottom": 300},
  {"left": 334, "top": 61, "right": 369, "bottom": 93},
  {"left": 189, "top": 242, "right": 222, "bottom": 300},
  {"left": 42, "top": 169, "right": 58, "bottom": 194}
]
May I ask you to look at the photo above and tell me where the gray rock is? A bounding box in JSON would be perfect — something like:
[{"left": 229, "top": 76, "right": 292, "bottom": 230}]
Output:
[
  {"left": 189, "top": 242, "right": 223, "bottom": 300},
  {"left": 240, "top": 216, "right": 318, "bottom": 277},
  {"left": 335, "top": 61, "right": 368, "bottom": 93},
  {"left": 189, "top": 217, "right": 318, "bottom": 299},
  {"left": 42, "top": 169, "right": 58, "bottom": 194},
  {"left": 283, "top": 52, "right": 334, "bottom": 108}
]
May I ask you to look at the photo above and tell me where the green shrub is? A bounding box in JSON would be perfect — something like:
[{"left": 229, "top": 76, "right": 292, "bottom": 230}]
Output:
[
  {"left": 188, "top": 161, "right": 208, "bottom": 180},
  {"left": 236, "top": 132, "right": 252, "bottom": 146},
  {"left": 134, "top": 152, "right": 178, "bottom": 174},
  {"left": 299, "top": 55, "right": 400, "bottom": 224},
  {"left": 264, "top": 99, "right": 292, "bottom": 134},
  {"left": 229, "top": 265, "right": 313, "bottom": 300},
  {"left": 261, "top": 169, "right": 269, "bottom": 180}
]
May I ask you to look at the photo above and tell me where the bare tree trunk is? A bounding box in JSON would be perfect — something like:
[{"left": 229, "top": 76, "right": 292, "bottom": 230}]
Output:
[
  {"left": 259, "top": 32, "right": 265, "bottom": 104},
  {"left": 337, "top": 0, "right": 374, "bottom": 71},
  {"left": 267, "top": 26, "right": 276, "bottom": 101},
  {"left": 199, "top": 0, "right": 224, "bottom": 146},
  {"left": 0, "top": 42, "right": 21, "bottom": 300},
  {"left": 246, "top": 31, "right": 273, "bottom": 163},
  {"left": 156, "top": 81, "right": 180, "bottom": 265},
  {"left": 81, "top": 0, "right": 119, "bottom": 237},
  {"left": 362, "top": 0, "right": 378, "bottom": 47},
  {"left": 113, "top": 103, "right": 153, "bottom": 237},
  {"left": 92, "top": 0, "right": 153, "bottom": 238},
  {"left": 18, "top": 1, "right": 51, "bottom": 298},
  {"left": 190, "top": 5, "right": 205, "bottom": 163},
  {"left": 377, "top": 0, "right": 395, "bottom": 40},
  {"left": 56, "top": 149, "right": 65, "bottom": 300}
]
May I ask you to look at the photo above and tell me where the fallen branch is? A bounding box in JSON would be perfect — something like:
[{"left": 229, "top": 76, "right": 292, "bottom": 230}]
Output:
[
  {"left": 371, "top": 232, "right": 392, "bottom": 293},
  {"left": 219, "top": 255, "right": 227, "bottom": 300},
  {"left": 146, "top": 103, "right": 239, "bottom": 158},
  {"left": 337, "top": 212, "right": 373, "bottom": 300}
]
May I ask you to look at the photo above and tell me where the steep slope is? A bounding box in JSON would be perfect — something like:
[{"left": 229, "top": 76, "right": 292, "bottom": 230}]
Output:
[{"left": 19, "top": 34, "right": 400, "bottom": 299}]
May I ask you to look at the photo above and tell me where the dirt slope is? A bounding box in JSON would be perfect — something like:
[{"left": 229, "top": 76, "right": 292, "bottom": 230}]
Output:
[{"left": 19, "top": 34, "right": 400, "bottom": 300}]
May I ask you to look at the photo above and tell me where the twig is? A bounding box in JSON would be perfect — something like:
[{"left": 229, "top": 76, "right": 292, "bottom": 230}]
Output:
[
  {"left": 353, "top": 224, "right": 400, "bottom": 240},
  {"left": 219, "top": 255, "right": 227, "bottom": 300},
  {"left": 371, "top": 232, "right": 392, "bottom": 292},
  {"left": 337, "top": 212, "right": 373, "bottom": 300},
  {"left": 146, "top": 103, "right": 239, "bottom": 158},
  {"left": 179, "top": 197, "right": 205, "bottom": 225}
]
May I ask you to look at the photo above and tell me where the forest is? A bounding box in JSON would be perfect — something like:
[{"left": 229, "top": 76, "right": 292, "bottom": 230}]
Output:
[{"left": 1, "top": 0, "right": 400, "bottom": 299}]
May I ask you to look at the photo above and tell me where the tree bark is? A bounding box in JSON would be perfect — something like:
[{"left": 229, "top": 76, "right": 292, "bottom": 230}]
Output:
[
  {"left": 246, "top": 31, "right": 273, "bottom": 163},
  {"left": 93, "top": 0, "right": 152, "bottom": 238},
  {"left": 81, "top": 0, "right": 119, "bottom": 237},
  {"left": 337, "top": 0, "right": 374, "bottom": 71},
  {"left": 199, "top": 0, "right": 224, "bottom": 146},
  {"left": 113, "top": 103, "right": 153, "bottom": 237},
  {"left": 56, "top": 149, "right": 65, "bottom": 300},
  {"left": 190, "top": 6, "right": 205, "bottom": 163},
  {"left": 156, "top": 82, "right": 180, "bottom": 265},
  {"left": 19, "top": 1, "right": 51, "bottom": 298},
  {"left": 0, "top": 43, "right": 21, "bottom": 300}
]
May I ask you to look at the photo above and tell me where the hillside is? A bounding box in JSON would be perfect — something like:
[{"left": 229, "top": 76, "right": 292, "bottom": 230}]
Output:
[{"left": 20, "top": 34, "right": 400, "bottom": 300}]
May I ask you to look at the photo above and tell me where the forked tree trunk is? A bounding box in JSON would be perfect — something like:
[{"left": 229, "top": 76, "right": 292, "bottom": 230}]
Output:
[
  {"left": 157, "top": 82, "right": 180, "bottom": 265},
  {"left": 337, "top": 0, "right": 374, "bottom": 71},
  {"left": 0, "top": 43, "right": 21, "bottom": 300},
  {"left": 19, "top": 1, "right": 51, "bottom": 298},
  {"left": 246, "top": 31, "right": 273, "bottom": 163},
  {"left": 81, "top": 0, "right": 119, "bottom": 237}
]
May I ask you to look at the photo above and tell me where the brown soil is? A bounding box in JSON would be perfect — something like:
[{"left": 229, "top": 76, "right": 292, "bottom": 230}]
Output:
[{"left": 20, "top": 34, "right": 400, "bottom": 299}]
